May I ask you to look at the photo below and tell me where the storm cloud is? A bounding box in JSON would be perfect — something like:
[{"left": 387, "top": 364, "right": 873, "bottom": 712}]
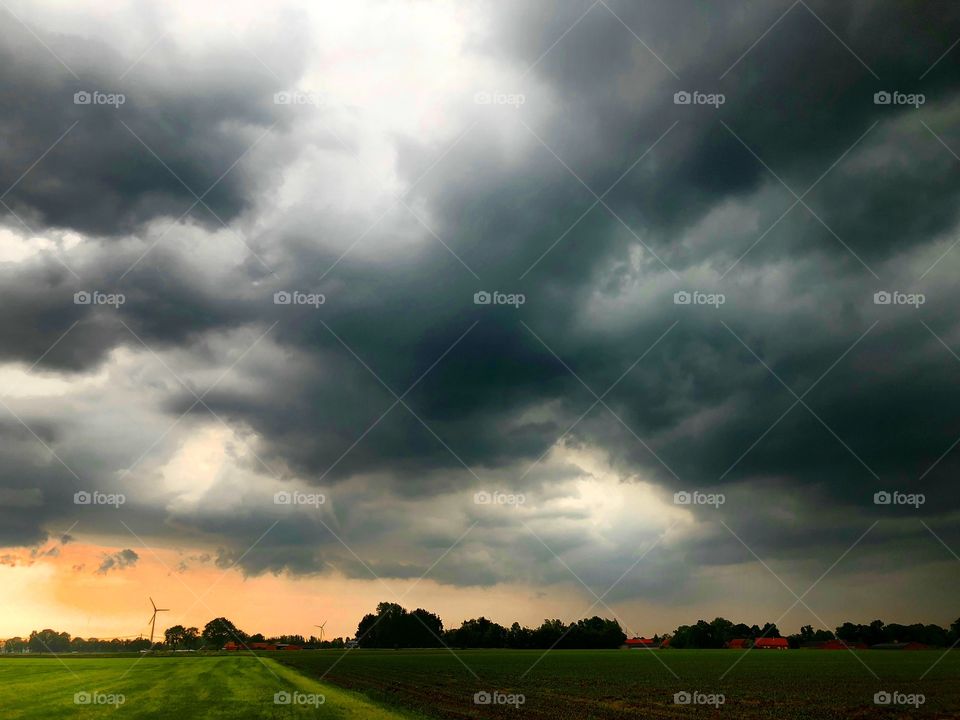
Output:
[{"left": 2, "top": 0, "right": 960, "bottom": 621}]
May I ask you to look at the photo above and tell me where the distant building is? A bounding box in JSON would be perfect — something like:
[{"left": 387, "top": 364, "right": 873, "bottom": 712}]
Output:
[
  {"left": 725, "top": 638, "right": 748, "bottom": 649},
  {"left": 753, "top": 637, "right": 789, "bottom": 650},
  {"left": 623, "top": 637, "right": 658, "bottom": 649}
]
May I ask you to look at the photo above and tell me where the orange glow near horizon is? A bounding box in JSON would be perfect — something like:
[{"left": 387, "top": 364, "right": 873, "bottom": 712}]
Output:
[{"left": 0, "top": 540, "right": 584, "bottom": 642}]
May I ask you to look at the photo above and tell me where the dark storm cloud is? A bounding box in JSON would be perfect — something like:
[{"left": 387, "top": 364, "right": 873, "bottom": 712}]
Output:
[
  {"left": 0, "top": 13, "right": 305, "bottom": 236},
  {"left": 2, "top": 0, "right": 960, "bottom": 595}
]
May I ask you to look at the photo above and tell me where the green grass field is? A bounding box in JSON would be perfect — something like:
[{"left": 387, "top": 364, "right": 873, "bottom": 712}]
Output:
[
  {"left": 0, "top": 654, "right": 424, "bottom": 720},
  {"left": 3, "top": 650, "right": 959, "bottom": 719}
]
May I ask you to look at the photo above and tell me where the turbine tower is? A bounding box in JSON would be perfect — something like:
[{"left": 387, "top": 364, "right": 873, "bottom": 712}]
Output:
[
  {"left": 147, "top": 597, "right": 169, "bottom": 646},
  {"left": 314, "top": 621, "right": 327, "bottom": 644}
]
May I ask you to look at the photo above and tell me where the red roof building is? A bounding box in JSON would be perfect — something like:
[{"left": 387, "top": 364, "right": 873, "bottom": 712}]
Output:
[
  {"left": 725, "top": 638, "right": 748, "bottom": 649},
  {"left": 753, "top": 637, "right": 789, "bottom": 649},
  {"left": 624, "top": 637, "right": 658, "bottom": 649}
]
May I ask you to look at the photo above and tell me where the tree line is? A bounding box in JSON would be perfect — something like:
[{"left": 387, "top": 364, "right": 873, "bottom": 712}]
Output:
[
  {"left": 669, "top": 617, "right": 960, "bottom": 649},
  {"left": 4, "top": 606, "right": 959, "bottom": 653},
  {"left": 0, "top": 618, "right": 347, "bottom": 653},
  {"left": 355, "top": 602, "right": 627, "bottom": 649}
]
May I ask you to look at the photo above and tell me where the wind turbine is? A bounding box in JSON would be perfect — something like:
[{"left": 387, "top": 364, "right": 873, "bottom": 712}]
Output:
[
  {"left": 314, "top": 621, "right": 327, "bottom": 644},
  {"left": 147, "top": 597, "right": 169, "bottom": 646}
]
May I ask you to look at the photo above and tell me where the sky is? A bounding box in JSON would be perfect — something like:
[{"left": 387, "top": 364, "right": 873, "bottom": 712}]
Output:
[{"left": 1, "top": 0, "right": 960, "bottom": 643}]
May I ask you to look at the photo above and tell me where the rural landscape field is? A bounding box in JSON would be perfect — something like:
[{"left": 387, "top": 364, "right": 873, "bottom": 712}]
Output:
[
  {"left": 3, "top": 0, "right": 960, "bottom": 718},
  {"left": 275, "top": 649, "right": 960, "bottom": 719},
  {"left": 4, "top": 649, "right": 959, "bottom": 719}
]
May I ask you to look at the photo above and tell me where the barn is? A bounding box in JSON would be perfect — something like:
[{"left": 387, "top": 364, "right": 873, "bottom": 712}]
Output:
[
  {"left": 753, "top": 637, "right": 789, "bottom": 650},
  {"left": 623, "top": 637, "right": 658, "bottom": 649}
]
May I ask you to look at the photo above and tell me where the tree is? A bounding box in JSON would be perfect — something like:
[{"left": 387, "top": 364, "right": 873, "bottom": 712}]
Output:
[
  {"left": 202, "top": 618, "right": 244, "bottom": 649},
  {"left": 355, "top": 602, "right": 444, "bottom": 648},
  {"left": 3, "top": 637, "right": 27, "bottom": 654},
  {"left": 507, "top": 622, "right": 534, "bottom": 649},
  {"left": 164, "top": 625, "right": 200, "bottom": 649},
  {"left": 28, "top": 629, "right": 70, "bottom": 653},
  {"left": 565, "top": 617, "right": 626, "bottom": 649},
  {"left": 448, "top": 617, "right": 509, "bottom": 648}
]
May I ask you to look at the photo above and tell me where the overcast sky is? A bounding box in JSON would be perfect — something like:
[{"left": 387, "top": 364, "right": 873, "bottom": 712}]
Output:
[{"left": 1, "top": 0, "right": 960, "bottom": 641}]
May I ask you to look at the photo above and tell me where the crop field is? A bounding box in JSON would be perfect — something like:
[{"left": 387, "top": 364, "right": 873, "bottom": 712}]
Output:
[
  {"left": 275, "top": 648, "right": 960, "bottom": 719},
  {"left": 3, "top": 650, "right": 959, "bottom": 719},
  {"left": 0, "top": 655, "right": 423, "bottom": 720}
]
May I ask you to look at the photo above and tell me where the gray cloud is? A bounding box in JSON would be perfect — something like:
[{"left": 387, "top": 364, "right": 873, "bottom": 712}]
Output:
[
  {"left": 1, "top": 0, "right": 960, "bottom": 618},
  {"left": 94, "top": 548, "right": 139, "bottom": 574}
]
